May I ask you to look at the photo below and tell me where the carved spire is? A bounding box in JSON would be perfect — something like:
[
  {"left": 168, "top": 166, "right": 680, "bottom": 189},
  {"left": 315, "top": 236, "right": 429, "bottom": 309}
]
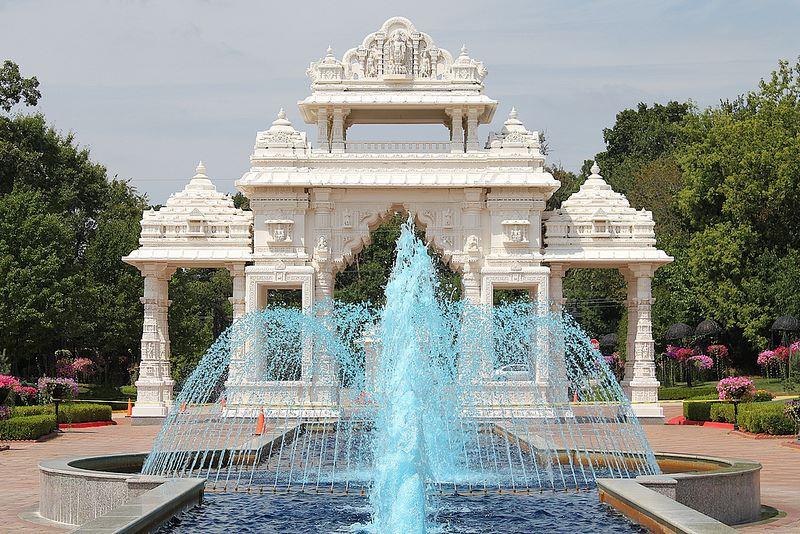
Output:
[
  {"left": 186, "top": 160, "right": 216, "bottom": 192},
  {"left": 509, "top": 107, "right": 518, "bottom": 120},
  {"left": 460, "top": 44, "right": 468, "bottom": 57},
  {"left": 590, "top": 161, "right": 601, "bottom": 176}
]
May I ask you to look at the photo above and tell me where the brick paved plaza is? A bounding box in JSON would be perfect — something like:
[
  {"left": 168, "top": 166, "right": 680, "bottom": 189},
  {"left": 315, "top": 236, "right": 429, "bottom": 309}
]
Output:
[{"left": 1, "top": 406, "right": 798, "bottom": 533}]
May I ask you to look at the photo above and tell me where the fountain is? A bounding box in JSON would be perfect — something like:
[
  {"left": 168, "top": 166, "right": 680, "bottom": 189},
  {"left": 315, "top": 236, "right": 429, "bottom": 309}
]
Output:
[{"left": 143, "top": 218, "right": 660, "bottom": 531}]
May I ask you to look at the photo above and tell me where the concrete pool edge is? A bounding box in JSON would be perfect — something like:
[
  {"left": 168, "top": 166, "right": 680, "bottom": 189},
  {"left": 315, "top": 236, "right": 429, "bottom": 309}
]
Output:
[
  {"left": 72, "top": 478, "right": 204, "bottom": 534},
  {"left": 36, "top": 450, "right": 762, "bottom": 532},
  {"left": 598, "top": 479, "right": 736, "bottom": 534}
]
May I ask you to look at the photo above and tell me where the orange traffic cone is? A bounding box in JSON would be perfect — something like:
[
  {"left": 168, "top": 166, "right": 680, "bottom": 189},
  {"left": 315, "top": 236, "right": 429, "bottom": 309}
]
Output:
[
  {"left": 220, "top": 397, "right": 227, "bottom": 409},
  {"left": 180, "top": 401, "right": 187, "bottom": 412},
  {"left": 126, "top": 398, "right": 133, "bottom": 417},
  {"left": 255, "top": 408, "right": 265, "bottom": 435}
]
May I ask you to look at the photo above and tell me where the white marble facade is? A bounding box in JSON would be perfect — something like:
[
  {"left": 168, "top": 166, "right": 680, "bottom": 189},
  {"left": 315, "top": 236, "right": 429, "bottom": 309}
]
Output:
[{"left": 123, "top": 17, "right": 671, "bottom": 421}]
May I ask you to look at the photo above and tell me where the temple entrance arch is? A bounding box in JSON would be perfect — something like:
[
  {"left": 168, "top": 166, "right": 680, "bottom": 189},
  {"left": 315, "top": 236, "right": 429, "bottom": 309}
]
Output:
[{"left": 334, "top": 210, "right": 462, "bottom": 305}]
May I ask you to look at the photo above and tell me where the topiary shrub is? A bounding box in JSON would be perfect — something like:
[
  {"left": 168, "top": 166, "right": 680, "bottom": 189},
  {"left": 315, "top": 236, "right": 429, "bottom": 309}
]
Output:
[
  {"left": 12, "top": 402, "right": 112, "bottom": 423},
  {"left": 0, "top": 414, "right": 57, "bottom": 440},
  {"left": 737, "top": 403, "right": 795, "bottom": 435},
  {"left": 119, "top": 385, "right": 137, "bottom": 397}
]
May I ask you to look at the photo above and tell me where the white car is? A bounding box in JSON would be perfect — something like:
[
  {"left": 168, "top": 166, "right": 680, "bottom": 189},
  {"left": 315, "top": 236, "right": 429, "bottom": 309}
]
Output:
[{"left": 493, "top": 363, "right": 532, "bottom": 381}]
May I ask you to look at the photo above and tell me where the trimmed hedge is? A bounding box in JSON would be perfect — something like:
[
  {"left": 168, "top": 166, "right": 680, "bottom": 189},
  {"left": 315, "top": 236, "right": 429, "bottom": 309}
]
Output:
[
  {"left": 696, "top": 401, "right": 796, "bottom": 435},
  {"left": 659, "top": 385, "right": 718, "bottom": 400},
  {"left": 738, "top": 403, "right": 796, "bottom": 435},
  {"left": 119, "top": 385, "right": 137, "bottom": 397},
  {"left": 12, "top": 402, "right": 112, "bottom": 423},
  {"left": 0, "top": 414, "right": 57, "bottom": 440},
  {"left": 683, "top": 400, "right": 721, "bottom": 421}
]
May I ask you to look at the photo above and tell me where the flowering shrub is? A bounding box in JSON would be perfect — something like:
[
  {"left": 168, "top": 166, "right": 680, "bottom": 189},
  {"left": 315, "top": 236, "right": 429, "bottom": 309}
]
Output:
[
  {"left": 791, "top": 341, "right": 800, "bottom": 353},
  {"left": 689, "top": 354, "right": 714, "bottom": 370},
  {"left": 0, "top": 374, "right": 21, "bottom": 404},
  {"left": 13, "top": 385, "right": 39, "bottom": 405},
  {"left": 71, "top": 357, "right": 94, "bottom": 376},
  {"left": 707, "top": 344, "right": 729, "bottom": 360},
  {"left": 590, "top": 339, "right": 600, "bottom": 351},
  {"left": 55, "top": 357, "right": 77, "bottom": 378},
  {"left": 757, "top": 349, "right": 780, "bottom": 367},
  {"left": 774, "top": 346, "right": 790, "bottom": 362},
  {"left": 37, "top": 377, "right": 79, "bottom": 402},
  {"left": 717, "top": 376, "right": 755, "bottom": 401},
  {"left": 675, "top": 347, "right": 694, "bottom": 362},
  {"left": 666, "top": 345, "right": 679, "bottom": 359}
]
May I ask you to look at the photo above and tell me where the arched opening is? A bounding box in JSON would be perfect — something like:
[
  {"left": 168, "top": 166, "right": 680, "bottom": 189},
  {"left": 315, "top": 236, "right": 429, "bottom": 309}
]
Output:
[
  {"left": 563, "top": 268, "right": 627, "bottom": 353},
  {"left": 168, "top": 268, "right": 233, "bottom": 386},
  {"left": 334, "top": 211, "right": 462, "bottom": 305}
]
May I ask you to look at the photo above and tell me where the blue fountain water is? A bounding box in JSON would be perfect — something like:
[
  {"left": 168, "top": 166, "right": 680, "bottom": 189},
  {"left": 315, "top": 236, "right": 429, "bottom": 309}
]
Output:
[{"left": 143, "top": 217, "right": 660, "bottom": 532}]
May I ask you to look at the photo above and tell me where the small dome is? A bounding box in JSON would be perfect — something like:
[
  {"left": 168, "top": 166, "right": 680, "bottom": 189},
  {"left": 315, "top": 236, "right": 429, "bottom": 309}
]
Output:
[
  {"left": 185, "top": 161, "right": 216, "bottom": 192},
  {"left": 267, "top": 108, "right": 297, "bottom": 134},
  {"left": 771, "top": 315, "right": 799, "bottom": 332},
  {"left": 695, "top": 319, "right": 722, "bottom": 337},
  {"left": 664, "top": 322, "right": 694, "bottom": 341}
]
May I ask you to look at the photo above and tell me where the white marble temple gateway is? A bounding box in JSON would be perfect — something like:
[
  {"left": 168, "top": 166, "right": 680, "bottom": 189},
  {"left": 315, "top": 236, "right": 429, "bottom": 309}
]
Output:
[{"left": 123, "top": 16, "right": 671, "bottom": 421}]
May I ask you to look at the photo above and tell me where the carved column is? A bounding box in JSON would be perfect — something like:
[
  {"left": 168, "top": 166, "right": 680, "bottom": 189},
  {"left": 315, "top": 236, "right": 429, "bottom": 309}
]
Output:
[
  {"left": 621, "top": 268, "right": 637, "bottom": 386},
  {"left": 465, "top": 107, "right": 480, "bottom": 152},
  {"left": 448, "top": 107, "right": 464, "bottom": 153},
  {"left": 228, "top": 264, "right": 246, "bottom": 320},
  {"left": 133, "top": 265, "right": 176, "bottom": 419},
  {"left": 330, "top": 108, "right": 348, "bottom": 153},
  {"left": 316, "top": 108, "right": 329, "bottom": 152},
  {"left": 622, "top": 264, "right": 663, "bottom": 420},
  {"left": 461, "top": 270, "right": 481, "bottom": 304},
  {"left": 545, "top": 264, "right": 569, "bottom": 403}
]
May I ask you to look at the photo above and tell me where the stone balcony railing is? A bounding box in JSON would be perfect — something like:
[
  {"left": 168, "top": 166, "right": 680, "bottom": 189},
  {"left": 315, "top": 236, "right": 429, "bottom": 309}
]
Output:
[{"left": 344, "top": 140, "right": 452, "bottom": 153}]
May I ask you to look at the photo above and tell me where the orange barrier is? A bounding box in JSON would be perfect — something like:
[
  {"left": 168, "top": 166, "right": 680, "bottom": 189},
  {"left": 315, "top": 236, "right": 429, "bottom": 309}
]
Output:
[
  {"left": 126, "top": 398, "right": 132, "bottom": 417},
  {"left": 255, "top": 408, "right": 265, "bottom": 435},
  {"left": 180, "top": 401, "right": 187, "bottom": 412},
  {"left": 220, "top": 397, "right": 227, "bottom": 409}
]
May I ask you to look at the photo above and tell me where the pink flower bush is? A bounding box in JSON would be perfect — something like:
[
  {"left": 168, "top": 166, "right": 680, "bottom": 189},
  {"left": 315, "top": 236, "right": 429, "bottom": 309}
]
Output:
[
  {"left": 689, "top": 354, "right": 714, "bottom": 370},
  {"left": 790, "top": 341, "right": 800, "bottom": 353},
  {"left": 707, "top": 344, "right": 729, "bottom": 360},
  {"left": 0, "top": 374, "right": 20, "bottom": 390},
  {"left": 757, "top": 349, "right": 779, "bottom": 367},
  {"left": 717, "top": 376, "right": 755, "bottom": 401},
  {"left": 14, "top": 385, "right": 39, "bottom": 404},
  {"left": 71, "top": 357, "right": 94, "bottom": 376},
  {"left": 675, "top": 347, "right": 694, "bottom": 363}
]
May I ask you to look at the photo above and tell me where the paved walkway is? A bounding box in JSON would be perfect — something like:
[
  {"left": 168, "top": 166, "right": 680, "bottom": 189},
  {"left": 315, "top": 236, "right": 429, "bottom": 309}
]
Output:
[
  {"left": 644, "top": 403, "right": 800, "bottom": 533},
  {"left": 1, "top": 407, "right": 798, "bottom": 532},
  {"left": 1, "top": 415, "right": 159, "bottom": 533}
]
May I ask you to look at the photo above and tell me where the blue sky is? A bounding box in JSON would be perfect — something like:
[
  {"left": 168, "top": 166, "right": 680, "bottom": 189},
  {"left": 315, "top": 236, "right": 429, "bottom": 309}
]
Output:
[{"left": 1, "top": 0, "right": 798, "bottom": 202}]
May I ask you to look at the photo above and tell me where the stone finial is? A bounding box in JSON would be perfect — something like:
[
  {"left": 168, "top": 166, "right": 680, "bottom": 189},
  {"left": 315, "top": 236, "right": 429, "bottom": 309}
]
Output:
[
  {"left": 590, "top": 161, "right": 601, "bottom": 176},
  {"left": 187, "top": 160, "right": 215, "bottom": 192},
  {"left": 509, "top": 107, "right": 518, "bottom": 120},
  {"left": 460, "top": 44, "right": 468, "bottom": 57},
  {"left": 326, "top": 45, "right": 334, "bottom": 57},
  {"left": 277, "top": 108, "right": 286, "bottom": 120}
]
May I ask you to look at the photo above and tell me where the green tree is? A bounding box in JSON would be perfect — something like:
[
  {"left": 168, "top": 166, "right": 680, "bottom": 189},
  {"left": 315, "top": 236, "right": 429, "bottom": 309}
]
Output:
[
  {"left": 0, "top": 60, "right": 40, "bottom": 112},
  {"left": 0, "top": 62, "right": 145, "bottom": 381},
  {"left": 678, "top": 58, "right": 800, "bottom": 352}
]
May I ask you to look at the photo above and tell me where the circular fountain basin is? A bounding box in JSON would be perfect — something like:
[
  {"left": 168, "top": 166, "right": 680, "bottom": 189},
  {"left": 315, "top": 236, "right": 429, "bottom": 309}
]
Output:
[{"left": 37, "top": 451, "right": 760, "bottom": 529}]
